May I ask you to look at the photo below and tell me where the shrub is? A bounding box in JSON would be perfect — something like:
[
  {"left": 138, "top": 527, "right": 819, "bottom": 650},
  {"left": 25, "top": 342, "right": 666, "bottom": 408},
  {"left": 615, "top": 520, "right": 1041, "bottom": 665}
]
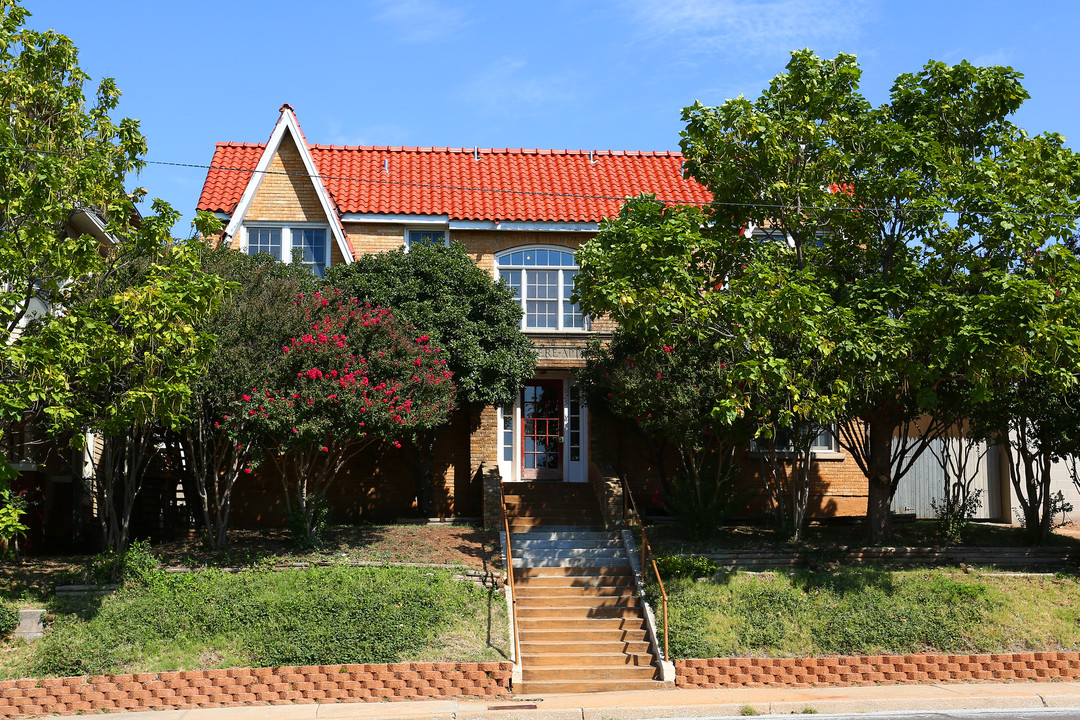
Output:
[
  {"left": 663, "top": 469, "right": 742, "bottom": 541},
  {"left": 0, "top": 601, "right": 18, "bottom": 639},
  {"left": 930, "top": 487, "right": 983, "bottom": 545},
  {"left": 655, "top": 555, "right": 718, "bottom": 580},
  {"left": 86, "top": 539, "right": 160, "bottom": 585}
]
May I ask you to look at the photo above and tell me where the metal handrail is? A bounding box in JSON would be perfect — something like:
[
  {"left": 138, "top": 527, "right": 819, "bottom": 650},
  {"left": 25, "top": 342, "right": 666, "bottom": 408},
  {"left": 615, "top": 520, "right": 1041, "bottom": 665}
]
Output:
[
  {"left": 500, "top": 481, "right": 522, "bottom": 666},
  {"left": 619, "top": 476, "right": 669, "bottom": 660}
]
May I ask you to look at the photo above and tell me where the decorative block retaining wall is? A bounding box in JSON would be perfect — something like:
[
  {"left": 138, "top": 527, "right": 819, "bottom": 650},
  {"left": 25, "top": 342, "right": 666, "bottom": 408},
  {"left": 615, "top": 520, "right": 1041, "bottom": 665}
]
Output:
[
  {"left": 0, "top": 662, "right": 513, "bottom": 718},
  {"left": 675, "top": 652, "right": 1080, "bottom": 688}
]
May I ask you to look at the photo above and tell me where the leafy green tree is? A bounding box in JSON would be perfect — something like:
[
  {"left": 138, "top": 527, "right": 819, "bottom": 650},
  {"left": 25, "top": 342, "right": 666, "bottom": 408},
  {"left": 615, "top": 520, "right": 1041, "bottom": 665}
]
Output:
[
  {"left": 250, "top": 292, "right": 457, "bottom": 545},
  {"left": 579, "top": 329, "right": 749, "bottom": 539},
  {"left": 61, "top": 224, "right": 227, "bottom": 552},
  {"left": 169, "top": 242, "right": 317, "bottom": 551},
  {"left": 577, "top": 198, "right": 849, "bottom": 539},
  {"left": 0, "top": 1, "right": 229, "bottom": 550},
  {"left": 967, "top": 245, "right": 1080, "bottom": 543},
  {"left": 0, "top": 0, "right": 161, "bottom": 435},
  {"left": 580, "top": 50, "right": 1080, "bottom": 543},
  {"left": 324, "top": 242, "right": 535, "bottom": 516},
  {"left": 726, "top": 252, "right": 850, "bottom": 539}
]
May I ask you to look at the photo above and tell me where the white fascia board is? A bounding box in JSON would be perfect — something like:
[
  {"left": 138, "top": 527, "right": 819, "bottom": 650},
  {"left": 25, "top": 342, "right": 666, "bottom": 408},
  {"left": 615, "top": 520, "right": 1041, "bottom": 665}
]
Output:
[
  {"left": 223, "top": 108, "right": 353, "bottom": 263},
  {"left": 448, "top": 220, "right": 496, "bottom": 230},
  {"left": 341, "top": 215, "right": 598, "bottom": 232},
  {"left": 341, "top": 213, "right": 449, "bottom": 225},
  {"left": 493, "top": 221, "right": 598, "bottom": 232}
]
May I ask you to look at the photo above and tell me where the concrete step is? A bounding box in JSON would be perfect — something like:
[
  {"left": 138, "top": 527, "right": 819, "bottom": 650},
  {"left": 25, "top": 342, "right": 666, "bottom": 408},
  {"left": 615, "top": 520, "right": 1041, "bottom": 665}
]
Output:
[
  {"left": 511, "top": 617, "right": 639, "bottom": 634},
  {"left": 517, "top": 605, "right": 642, "bottom": 620},
  {"left": 512, "top": 529, "right": 616, "bottom": 538},
  {"left": 513, "top": 556, "right": 631, "bottom": 568},
  {"left": 515, "top": 594, "right": 639, "bottom": 609},
  {"left": 512, "top": 537, "right": 622, "bottom": 550},
  {"left": 518, "top": 679, "right": 675, "bottom": 694},
  {"left": 516, "top": 585, "right": 636, "bottom": 598},
  {"left": 514, "top": 566, "right": 634, "bottom": 578},
  {"left": 505, "top": 520, "right": 600, "bottom": 533},
  {"left": 514, "top": 548, "right": 626, "bottom": 561},
  {"left": 519, "top": 639, "right": 653, "bottom": 655},
  {"left": 509, "top": 519, "right": 600, "bottom": 531},
  {"left": 520, "top": 652, "right": 655, "bottom": 667},
  {"left": 522, "top": 666, "right": 659, "bottom": 682},
  {"left": 518, "top": 627, "right": 649, "bottom": 643},
  {"left": 515, "top": 574, "right": 636, "bottom": 589}
]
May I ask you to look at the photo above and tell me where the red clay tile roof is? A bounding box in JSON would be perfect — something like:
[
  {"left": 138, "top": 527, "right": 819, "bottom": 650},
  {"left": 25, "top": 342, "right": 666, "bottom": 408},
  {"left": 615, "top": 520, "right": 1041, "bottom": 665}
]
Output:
[{"left": 197, "top": 142, "right": 710, "bottom": 223}]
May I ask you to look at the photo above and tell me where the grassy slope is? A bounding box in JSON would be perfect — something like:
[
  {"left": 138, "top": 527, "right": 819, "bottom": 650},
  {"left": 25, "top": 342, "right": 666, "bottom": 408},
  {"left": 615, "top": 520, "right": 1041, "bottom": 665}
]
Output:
[
  {"left": 661, "top": 568, "right": 1080, "bottom": 659},
  {"left": 0, "top": 564, "right": 508, "bottom": 678}
]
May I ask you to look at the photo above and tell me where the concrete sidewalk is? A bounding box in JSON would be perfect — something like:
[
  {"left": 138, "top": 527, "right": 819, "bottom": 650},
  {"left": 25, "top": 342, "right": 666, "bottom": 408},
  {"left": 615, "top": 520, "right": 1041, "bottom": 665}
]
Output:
[{"left": 76, "top": 681, "right": 1080, "bottom": 720}]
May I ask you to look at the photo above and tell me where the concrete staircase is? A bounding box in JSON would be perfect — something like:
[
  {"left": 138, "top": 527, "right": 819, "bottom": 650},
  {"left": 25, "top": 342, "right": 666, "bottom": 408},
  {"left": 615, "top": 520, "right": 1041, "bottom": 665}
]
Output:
[{"left": 504, "top": 482, "right": 672, "bottom": 694}]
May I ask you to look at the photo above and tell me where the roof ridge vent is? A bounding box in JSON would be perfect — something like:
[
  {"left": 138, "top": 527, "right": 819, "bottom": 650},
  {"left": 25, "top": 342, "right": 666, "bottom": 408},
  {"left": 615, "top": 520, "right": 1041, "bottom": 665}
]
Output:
[{"left": 474, "top": 146, "right": 479, "bottom": 162}]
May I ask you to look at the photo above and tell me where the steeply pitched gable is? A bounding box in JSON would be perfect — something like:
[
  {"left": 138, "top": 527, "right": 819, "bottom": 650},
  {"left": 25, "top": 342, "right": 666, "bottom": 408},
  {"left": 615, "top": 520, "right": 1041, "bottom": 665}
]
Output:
[{"left": 218, "top": 104, "right": 353, "bottom": 263}]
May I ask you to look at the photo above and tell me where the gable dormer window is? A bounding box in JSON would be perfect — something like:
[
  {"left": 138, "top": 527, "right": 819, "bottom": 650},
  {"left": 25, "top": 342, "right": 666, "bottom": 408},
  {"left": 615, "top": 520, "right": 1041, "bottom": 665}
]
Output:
[{"left": 244, "top": 225, "right": 327, "bottom": 277}]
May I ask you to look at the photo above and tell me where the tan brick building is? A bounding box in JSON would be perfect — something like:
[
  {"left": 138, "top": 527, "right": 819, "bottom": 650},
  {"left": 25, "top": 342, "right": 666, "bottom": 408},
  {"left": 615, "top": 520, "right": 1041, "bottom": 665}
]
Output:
[{"left": 196, "top": 104, "right": 881, "bottom": 526}]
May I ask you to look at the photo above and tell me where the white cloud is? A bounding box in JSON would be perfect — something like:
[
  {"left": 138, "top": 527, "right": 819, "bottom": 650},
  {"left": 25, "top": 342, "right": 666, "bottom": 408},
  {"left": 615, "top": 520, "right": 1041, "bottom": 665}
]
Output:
[
  {"left": 628, "top": 0, "right": 872, "bottom": 57},
  {"left": 460, "top": 59, "right": 577, "bottom": 114},
  {"left": 374, "top": 0, "right": 471, "bottom": 44}
]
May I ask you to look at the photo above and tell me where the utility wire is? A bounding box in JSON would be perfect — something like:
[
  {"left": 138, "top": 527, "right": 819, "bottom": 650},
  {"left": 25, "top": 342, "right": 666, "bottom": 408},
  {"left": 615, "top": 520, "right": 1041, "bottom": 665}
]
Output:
[{"left": 3, "top": 144, "right": 1078, "bottom": 220}]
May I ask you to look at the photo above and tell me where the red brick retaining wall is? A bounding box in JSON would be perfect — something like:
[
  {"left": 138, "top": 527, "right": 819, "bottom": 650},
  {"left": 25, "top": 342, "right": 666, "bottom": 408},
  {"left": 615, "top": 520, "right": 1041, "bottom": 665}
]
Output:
[
  {"left": 0, "top": 662, "right": 512, "bottom": 718},
  {"left": 675, "top": 652, "right": 1080, "bottom": 688}
]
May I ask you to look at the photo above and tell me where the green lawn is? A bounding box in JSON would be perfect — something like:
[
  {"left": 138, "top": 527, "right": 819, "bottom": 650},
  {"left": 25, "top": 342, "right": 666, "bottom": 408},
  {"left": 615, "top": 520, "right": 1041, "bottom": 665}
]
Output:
[
  {"left": 657, "top": 567, "right": 1080, "bottom": 659},
  {"left": 0, "top": 563, "right": 508, "bottom": 678}
]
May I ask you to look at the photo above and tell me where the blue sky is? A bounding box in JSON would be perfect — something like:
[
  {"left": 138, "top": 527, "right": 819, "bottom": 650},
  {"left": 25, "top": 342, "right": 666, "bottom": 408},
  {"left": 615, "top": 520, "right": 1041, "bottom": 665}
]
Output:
[{"left": 25, "top": 0, "right": 1080, "bottom": 234}]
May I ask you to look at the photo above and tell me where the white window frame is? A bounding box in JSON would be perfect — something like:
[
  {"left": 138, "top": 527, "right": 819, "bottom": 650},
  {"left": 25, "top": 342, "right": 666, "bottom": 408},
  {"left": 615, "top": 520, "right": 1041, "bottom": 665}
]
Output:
[
  {"left": 495, "top": 246, "right": 589, "bottom": 332},
  {"left": 749, "top": 423, "right": 842, "bottom": 458},
  {"left": 241, "top": 223, "right": 331, "bottom": 277},
  {"left": 405, "top": 227, "right": 449, "bottom": 250}
]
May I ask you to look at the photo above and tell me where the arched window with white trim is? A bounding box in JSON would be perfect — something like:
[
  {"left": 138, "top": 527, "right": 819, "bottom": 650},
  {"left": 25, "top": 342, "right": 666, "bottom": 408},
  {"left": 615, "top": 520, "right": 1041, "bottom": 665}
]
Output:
[{"left": 496, "top": 247, "right": 587, "bottom": 331}]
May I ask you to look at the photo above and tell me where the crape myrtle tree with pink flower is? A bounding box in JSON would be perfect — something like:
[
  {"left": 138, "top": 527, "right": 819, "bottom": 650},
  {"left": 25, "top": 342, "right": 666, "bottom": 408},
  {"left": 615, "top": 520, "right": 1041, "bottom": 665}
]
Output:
[
  {"left": 249, "top": 290, "right": 457, "bottom": 545},
  {"left": 324, "top": 242, "right": 535, "bottom": 517}
]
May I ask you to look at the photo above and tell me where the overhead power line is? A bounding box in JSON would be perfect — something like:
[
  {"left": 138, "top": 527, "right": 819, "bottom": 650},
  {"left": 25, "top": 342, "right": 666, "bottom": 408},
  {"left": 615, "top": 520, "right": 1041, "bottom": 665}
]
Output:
[{"left": 3, "top": 144, "right": 1079, "bottom": 220}]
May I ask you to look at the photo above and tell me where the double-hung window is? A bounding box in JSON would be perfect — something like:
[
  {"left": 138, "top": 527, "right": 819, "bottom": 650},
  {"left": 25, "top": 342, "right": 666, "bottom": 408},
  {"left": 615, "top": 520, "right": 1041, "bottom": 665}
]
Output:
[
  {"left": 497, "top": 247, "right": 587, "bottom": 331},
  {"left": 751, "top": 425, "right": 837, "bottom": 453},
  {"left": 245, "top": 225, "right": 327, "bottom": 277},
  {"left": 405, "top": 228, "right": 449, "bottom": 250}
]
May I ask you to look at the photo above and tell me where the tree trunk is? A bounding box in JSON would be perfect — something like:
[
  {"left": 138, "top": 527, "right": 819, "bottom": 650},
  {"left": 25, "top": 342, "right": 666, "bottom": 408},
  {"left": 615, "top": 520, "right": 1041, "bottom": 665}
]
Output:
[
  {"left": 411, "top": 431, "right": 438, "bottom": 518},
  {"left": 865, "top": 416, "right": 895, "bottom": 544}
]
